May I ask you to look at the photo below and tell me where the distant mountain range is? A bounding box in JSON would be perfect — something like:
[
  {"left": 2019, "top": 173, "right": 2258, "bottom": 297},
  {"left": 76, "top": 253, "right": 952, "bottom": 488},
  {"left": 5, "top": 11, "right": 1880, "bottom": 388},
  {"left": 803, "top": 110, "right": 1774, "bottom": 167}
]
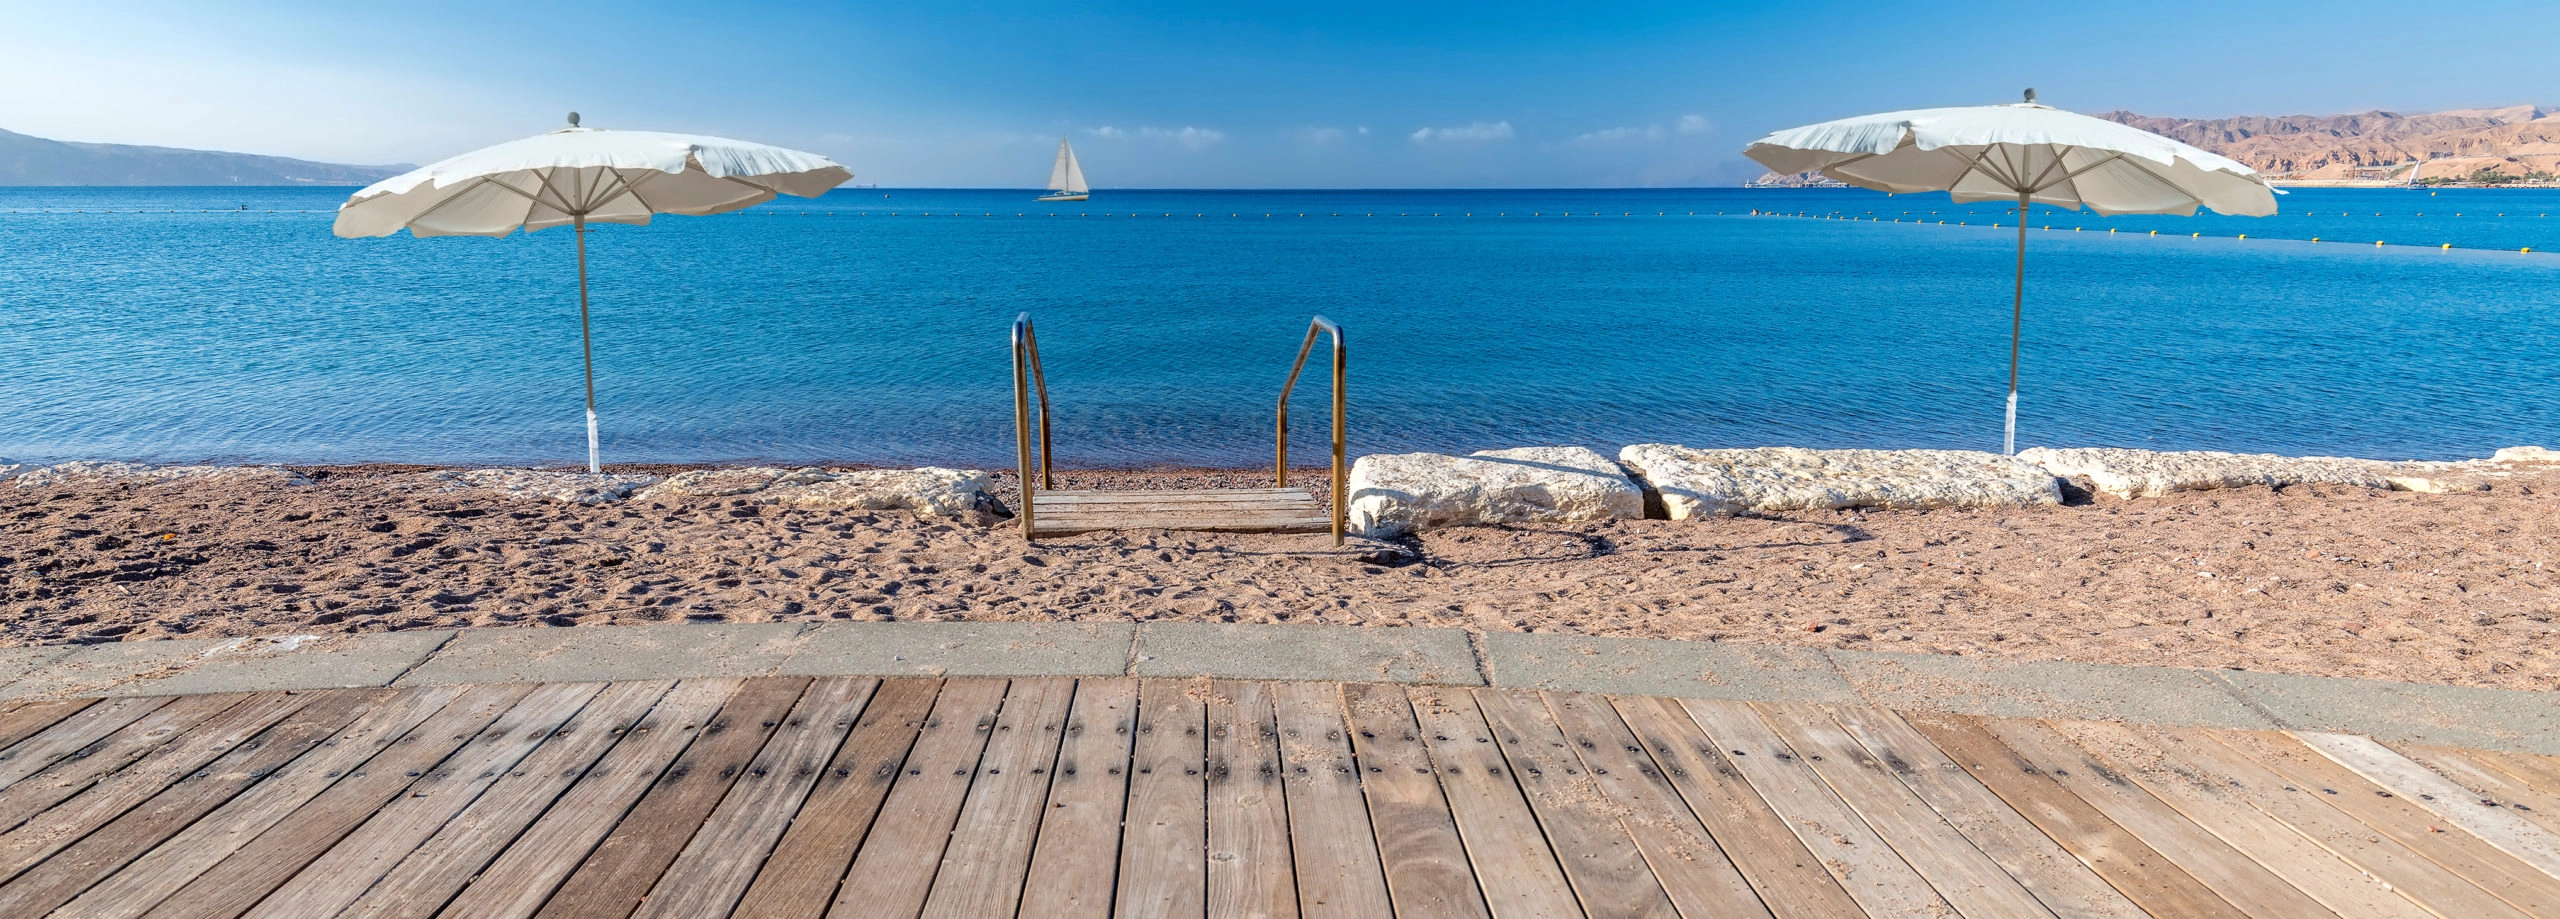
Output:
[
  {"left": 1751, "top": 104, "right": 2560, "bottom": 187},
  {"left": 2096, "top": 105, "right": 2558, "bottom": 183},
  {"left": 0, "top": 128, "right": 412, "bottom": 186}
]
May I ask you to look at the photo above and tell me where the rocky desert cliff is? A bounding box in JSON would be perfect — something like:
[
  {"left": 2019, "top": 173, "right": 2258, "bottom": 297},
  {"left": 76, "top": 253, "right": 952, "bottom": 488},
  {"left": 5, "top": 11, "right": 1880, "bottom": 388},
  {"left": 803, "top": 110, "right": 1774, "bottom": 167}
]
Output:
[{"left": 2097, "top": 104, "right": 2560, "bottom": 182}]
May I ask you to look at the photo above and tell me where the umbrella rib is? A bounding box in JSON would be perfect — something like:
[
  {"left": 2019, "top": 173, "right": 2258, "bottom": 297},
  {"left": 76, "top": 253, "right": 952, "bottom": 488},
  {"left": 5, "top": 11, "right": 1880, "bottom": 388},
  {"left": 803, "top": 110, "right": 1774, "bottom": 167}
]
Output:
[
  {"left": 2031, "top": 151, "right": 2129, "bottom": 195},
  {"left": 2109, "top": 155, "right": 2210, "bottom": 212},
  {"left": 403, "top": 175, "right": 510, "bottom": 229}
]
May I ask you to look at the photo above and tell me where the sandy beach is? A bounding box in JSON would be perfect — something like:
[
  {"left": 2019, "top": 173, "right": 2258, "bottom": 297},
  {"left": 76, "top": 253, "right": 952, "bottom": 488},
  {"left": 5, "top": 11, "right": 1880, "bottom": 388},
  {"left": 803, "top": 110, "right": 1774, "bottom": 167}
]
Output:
[{"left": 5, "top": 462, "right": 2555, "bottom": 693}]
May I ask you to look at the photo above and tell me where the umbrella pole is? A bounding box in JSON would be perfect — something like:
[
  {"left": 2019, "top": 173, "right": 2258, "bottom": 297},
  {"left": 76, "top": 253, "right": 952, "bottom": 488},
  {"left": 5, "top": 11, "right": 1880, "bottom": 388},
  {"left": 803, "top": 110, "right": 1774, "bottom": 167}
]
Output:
[
  {"left": 2005, "top": 190, "right": 2026, "bottom": 455},
  {"left": 577, "top": 216, "right": 599, "bottom": 474}
]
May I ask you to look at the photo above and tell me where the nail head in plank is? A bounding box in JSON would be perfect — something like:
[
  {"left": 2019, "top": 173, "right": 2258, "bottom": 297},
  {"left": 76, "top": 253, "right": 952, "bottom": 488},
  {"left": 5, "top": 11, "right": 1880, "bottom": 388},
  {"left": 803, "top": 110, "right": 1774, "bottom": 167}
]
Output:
[
  {"left": 2292, "top": 731, "right": 2560, "bottom": 884},
  {"left": 1207, "top": 681, "right": 1299, "bottom": 919},
  {"left": 0, "top": 692, "right": 310, "bottom": 881},
  {"left": 632, "top": 677, "right": 879, "bottom": 919},
  {"left": 2401, "top": 745, "right": 2560, "bottom": 838},
  {"left": 0, "top": 697, "right": 175, "bottom": 793},
  {"left": 1534, "top": 691, "right": 1765, "bottom": 918}
]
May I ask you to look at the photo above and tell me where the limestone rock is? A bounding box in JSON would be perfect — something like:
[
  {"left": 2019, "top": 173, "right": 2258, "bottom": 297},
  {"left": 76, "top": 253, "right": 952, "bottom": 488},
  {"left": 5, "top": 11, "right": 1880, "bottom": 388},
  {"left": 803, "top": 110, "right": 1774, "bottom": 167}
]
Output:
[
  {"left": 431, "top": 469, "right": 657, "bottom": 504},
  {"left": 11, "top": 461, "right": 312, "bottom": 489},
  {"left": 1346, "top": 446, "right": 1642, "bottom": 538},
  {"left": 635, "top": 465, "right": 1002, "bottom": 521},
  {"left": 2017, "top": 447, "right": 2398, "bottom": 498},
  {"left": 2492, "top": 446, "right": 2560, "bottom": 463},
  {"left": 1617, "top": 445, "right": 2062, "bottom": 519}
]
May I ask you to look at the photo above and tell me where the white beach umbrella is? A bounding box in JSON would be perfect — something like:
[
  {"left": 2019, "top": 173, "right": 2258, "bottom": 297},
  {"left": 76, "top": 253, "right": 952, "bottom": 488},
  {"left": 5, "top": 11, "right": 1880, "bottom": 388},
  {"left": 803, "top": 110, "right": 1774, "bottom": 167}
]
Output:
[
  {"left": 1745, "top": 90, "right": 2276, "bottom": 454},
  {"left": 333, "top": 114, "right": 851, "bottom": 472}
]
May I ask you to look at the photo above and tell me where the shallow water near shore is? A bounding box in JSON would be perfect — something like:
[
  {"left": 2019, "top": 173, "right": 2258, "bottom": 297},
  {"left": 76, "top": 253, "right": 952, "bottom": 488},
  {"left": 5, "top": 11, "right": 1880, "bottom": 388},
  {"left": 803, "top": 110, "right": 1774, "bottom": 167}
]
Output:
[{"left": 4, "top": 186, "right": 2559, "bottom": 467}]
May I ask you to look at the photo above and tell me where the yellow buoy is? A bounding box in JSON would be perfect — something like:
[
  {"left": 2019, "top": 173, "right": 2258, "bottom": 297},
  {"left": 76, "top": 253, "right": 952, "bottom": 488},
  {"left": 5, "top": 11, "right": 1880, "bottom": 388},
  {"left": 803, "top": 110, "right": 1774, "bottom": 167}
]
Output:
[
  {"left": 2149, "top": 230, "right": 2157, "bottom": 236},
  {"left": 2442, "top": 243, "right": 2452, "bottom": 249},
  {"left": 2238, "top": 233, "right": 2246, "bottom": 239},
  {"left": 2376, "top": 240, "right": 2385, "bottom": 246}
]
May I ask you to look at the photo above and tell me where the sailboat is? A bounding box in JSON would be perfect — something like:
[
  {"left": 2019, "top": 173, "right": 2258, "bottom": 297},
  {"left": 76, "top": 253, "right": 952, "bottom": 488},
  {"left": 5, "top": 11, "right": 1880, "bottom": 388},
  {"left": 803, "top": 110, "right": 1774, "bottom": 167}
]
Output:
[{"left": 1039, "top": 137, "right": 1089, "bottom": 202}]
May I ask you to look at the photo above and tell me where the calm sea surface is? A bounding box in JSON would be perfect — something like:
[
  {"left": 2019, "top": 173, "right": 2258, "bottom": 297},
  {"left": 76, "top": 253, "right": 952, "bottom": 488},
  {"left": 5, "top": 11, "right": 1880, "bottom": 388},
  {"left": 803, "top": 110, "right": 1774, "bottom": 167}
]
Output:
[{"left": 4, "top": 186, "right": 2557, "bottom": 468}]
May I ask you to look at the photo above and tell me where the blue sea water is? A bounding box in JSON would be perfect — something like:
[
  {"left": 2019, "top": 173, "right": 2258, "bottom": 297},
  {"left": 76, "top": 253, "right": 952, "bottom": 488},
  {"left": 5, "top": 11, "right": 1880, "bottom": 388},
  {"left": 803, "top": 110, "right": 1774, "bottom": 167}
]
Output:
[{"left": 3, "top": 186, "right": 2557, "bottom": 468}]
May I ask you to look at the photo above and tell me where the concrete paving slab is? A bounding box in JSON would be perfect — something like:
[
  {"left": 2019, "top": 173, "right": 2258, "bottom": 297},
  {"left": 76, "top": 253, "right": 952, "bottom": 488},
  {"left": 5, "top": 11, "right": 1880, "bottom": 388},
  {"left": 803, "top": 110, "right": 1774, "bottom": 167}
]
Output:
[
  {"left": 1479, "top": 632, "right": 1857, "bottom": 702},
  {"left": 0, "top": 632, "right": 455, "bottom": 700},
  {"left": 1830, "top": 650, "right": 2276, "bottom": 729},
  {"left": 779, "top": 621, "right": 1134, "bottom": 678},
  {"left": 1134, "top": 623, "right": 1482, "bottom": 685},
  {"left": 2213, "top": 670, "right": 2560, "bottom": 756},
  {"left": 395, "top": 623, "right": 809, "bottom": 686},
  {"left": 0, "top": 646, "right": 76, "bottom": 696}
]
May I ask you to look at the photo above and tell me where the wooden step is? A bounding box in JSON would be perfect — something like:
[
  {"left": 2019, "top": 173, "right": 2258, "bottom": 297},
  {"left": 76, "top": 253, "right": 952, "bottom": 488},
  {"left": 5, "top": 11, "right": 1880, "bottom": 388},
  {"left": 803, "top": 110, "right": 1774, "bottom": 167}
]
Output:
[{"left": 1029, "top": 488, "right": 1332, "bottom": 537}]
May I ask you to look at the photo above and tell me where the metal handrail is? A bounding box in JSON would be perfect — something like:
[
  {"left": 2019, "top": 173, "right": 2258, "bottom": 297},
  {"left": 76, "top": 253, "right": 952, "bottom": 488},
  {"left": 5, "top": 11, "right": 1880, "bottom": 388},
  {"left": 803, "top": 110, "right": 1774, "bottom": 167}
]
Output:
[
  {"left": 1276, "top": 316, "right": 1347, "bottom": 545},
  {"left": 1011, "top": 312, "right": 1055, "bottom": 538}
]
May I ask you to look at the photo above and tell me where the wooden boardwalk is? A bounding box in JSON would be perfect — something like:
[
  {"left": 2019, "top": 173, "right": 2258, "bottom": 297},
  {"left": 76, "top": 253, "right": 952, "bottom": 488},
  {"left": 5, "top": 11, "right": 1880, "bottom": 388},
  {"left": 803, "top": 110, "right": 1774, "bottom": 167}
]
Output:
[
  {"left": 1029, "top": 489, "right": 1331, "bottom": 537},
  {"left": 0, "top": 677, "right": 2552, "bottom": 918}
]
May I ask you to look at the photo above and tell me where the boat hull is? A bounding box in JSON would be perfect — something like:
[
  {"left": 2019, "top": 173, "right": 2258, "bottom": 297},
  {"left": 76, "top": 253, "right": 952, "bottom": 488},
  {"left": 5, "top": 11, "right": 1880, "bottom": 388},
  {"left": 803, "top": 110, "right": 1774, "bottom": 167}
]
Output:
[{"left": 1037, "top": 193, "right": 1089, "bottom": 201}]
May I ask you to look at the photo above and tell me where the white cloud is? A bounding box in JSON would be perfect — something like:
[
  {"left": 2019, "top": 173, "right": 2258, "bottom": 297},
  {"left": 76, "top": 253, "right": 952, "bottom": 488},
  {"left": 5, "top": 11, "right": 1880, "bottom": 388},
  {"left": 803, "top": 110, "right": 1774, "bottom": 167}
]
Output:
[
  {"left": 1410, "top": 121, "right": 1514, "bottom": 143},
  {"left": 1139, "top": 125, "right": 1227, "bottom": 149},
  {"left": 1678, "top": 114, "right": 1711, "bottom": 134},
  {"left": 1357, "top": 126, "right": 1370, "bottom": 135},
  {"left": 1575, "top": 125, "right": 1663, "bottom": 144},
  {"left": 1085, "top": 125, "right": 1126, "bottom": 138}
]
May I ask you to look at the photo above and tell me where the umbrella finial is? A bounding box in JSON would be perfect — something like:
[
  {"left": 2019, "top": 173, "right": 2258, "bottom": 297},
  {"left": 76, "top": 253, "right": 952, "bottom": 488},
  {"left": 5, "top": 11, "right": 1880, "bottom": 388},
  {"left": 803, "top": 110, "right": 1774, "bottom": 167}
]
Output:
[
  {"left": 567, "top": 111, "right": 581, "bottom": 128},
  {"left": 2023, "top": 88, "right": 2037, "bottom": 104}
]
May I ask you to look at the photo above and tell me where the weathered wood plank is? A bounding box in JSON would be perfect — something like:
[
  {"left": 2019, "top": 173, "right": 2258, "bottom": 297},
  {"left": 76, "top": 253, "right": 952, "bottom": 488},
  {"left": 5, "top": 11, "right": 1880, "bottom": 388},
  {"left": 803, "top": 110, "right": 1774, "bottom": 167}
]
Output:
[
  {"left": 0, "top": 697, "right": 172, "bottom": 793},
  {"left": 2462, "top": 749, "right": 2560, "bottom": 800},
  {"left": 1403, "top": 685, "right": 1578, "bottom": 919},
  {"left": 1034, "top": 518, "right": 1330, "bottom": 537},
  {"left": 1822, "top": 706, "right": 2146, "bottom": 919},
  {"left": 1470, "top": 689, "right": 1678, "bottom": 919},
  {"left": 0, "top": 689, "right": 387, "bottom": 919},
  {"left": 2213, "top": 729, "right": 2560, "bottom": 917},
  {"left": 1337, "top": 683, "right": 1488, "bottom": 919},
  {"left": 337, "top": 681, "right": 679, "bottom": 919},
  {"left": 1681, "top": 698, "right": 1953, "bottom": 918},
  {"left": 2404, "top": 745, "right": 2560, "bottom": 838},
  {"left": 919, "top": 678, "right": 1077, "bottom": 919},
  {"left": 1038, "top": 489, "right": 1313, "bottom": 500},
  {"left": 630, "top": 677, "right": 877, "bottom": 919},
  {"left": 1270, "top": 682, "right": 1392, "bottom": 919},
  {"left": 733, "top": 678, "right": 942, "bottom": 919},
  {"left": 2123, "top": 726, "right": 2534, "bottom": 919},
  {"left": 2056, "top": 720, "right": 2435, "bottom": 919},
  {"left": 531, "top": 676, "right": 812, "bottom": 919},
  {"left": 1904, "top": 710, "right": 2242, "bottom": 919},
  {"left": 52, "top": 687, "right": 456, "bottom": 919},
  {"left": 1539, "top": 693, "right": 1773, "bottom": 918},
  {"left": 1020, "top": 678, "right": 1139, "bottom": 919},
  {"left": 1755, "top": 702, "right": 2059, "bottom": 919},
  {"left": 2293, "top": 732, "right": 2560, "bottom": 883},
  {"left": 0, "top": 691, "right": 311, "bottom": 887},
  {"left": 1114, "top": 678, "right": 1208, "bottom": 919},
  {"left": 433, "top": 678, "right": 743, "bottom": 919},
  {"left": 1207, "top": 680, "right": 1297, "bottom": 919},
  {"left": 0, "top": 693, "right": 244, "bottom": 837},
  {"left": 1607, "top": 695, "right": 1861, "bottom": 919},
  {"left": 824, "top": 677, "right": 1009, "bottom": 919},
  {"left": 1972, "top": 717, "right": 2336, "bottom": 919},
  {"left": 135, "top": 684, "right": 532, "bottom": 919},
  {"left": 252, "top": 682, "right": 607, "bottom": 918},
  {"left": 0, "top": 699, "right": 97, "bottom": 759}
]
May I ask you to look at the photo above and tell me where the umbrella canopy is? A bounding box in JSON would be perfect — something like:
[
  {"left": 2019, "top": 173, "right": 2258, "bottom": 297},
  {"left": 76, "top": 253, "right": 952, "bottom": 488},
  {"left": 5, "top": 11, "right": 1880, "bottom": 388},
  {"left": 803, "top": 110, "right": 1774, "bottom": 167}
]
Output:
[
  {"left": 1745, "top": 91, "right": 2276, "bottom": 453},
  {"left": 333, "top": 115, "right": 851, "bottom": 471}
]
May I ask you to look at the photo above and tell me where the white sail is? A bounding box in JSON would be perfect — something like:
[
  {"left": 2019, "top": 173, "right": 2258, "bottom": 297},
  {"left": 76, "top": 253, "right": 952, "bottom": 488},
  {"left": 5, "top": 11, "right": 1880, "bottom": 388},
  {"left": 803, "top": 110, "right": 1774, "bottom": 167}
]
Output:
[{"left": 1049, "top": 138, "right": 1089, "bottom": 194}]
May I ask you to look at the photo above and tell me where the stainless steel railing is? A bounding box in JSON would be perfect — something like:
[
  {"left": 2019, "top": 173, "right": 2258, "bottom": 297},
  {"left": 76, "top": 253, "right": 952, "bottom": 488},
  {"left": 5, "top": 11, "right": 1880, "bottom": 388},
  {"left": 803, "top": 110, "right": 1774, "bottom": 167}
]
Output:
[
  {"left": 1276, "top": 316, "right": 1347, "bottom": 545},
  {"left": 1011, "top": 312, "right": 1054, "bottom": 539}
]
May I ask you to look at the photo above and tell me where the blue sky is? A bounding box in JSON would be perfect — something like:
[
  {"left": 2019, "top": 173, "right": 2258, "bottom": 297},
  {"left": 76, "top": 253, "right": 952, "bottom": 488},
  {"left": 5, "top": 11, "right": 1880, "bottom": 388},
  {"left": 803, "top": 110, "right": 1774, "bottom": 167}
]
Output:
[{"left": 3, "top": 0, "right": 2553, "bottom": 187}]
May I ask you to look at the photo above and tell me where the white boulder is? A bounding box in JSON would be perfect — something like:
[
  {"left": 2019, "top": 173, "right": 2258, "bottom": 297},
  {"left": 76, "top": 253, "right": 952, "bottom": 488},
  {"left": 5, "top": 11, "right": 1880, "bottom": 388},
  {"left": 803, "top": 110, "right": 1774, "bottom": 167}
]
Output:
[
  {"left": 1346, "top": 446, "right": 1643, "bottom": 538},
  {"left": 636, "top": 465, "right": 1001, "bottom": 520},
  {"left": 431, "top": 469, "right": 658, "bottom": 504},
  {"left": 11, "top": 461, "right": 313, "bottom": 489},
  {"left": 1617, "top": 445, "right": 2062, "bottom": 519},
  {"left": 2492, "top": 446, "right": 2560, "bottom": 463},
  {"left": 2017, "top": 447, "right": 2400, "bottom": 498}
]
